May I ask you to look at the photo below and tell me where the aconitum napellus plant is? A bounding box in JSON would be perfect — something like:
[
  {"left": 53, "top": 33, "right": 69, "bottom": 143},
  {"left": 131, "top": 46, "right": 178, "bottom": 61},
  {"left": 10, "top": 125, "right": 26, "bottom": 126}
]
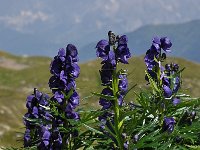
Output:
[
  {"left": 20, "top": 31, "right": 200, "bottom": 150},
  {"left": 95, "top": 31, "right": 131, "bottom": 149},
  {"left": 23, "top": 44, "right": 82, "bottom": 149}
]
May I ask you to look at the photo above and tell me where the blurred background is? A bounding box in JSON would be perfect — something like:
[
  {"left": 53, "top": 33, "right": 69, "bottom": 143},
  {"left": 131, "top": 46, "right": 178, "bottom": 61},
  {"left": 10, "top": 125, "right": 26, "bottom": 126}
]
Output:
[{"left": 0, "top": 0, "right": 200, "bottom": 147}]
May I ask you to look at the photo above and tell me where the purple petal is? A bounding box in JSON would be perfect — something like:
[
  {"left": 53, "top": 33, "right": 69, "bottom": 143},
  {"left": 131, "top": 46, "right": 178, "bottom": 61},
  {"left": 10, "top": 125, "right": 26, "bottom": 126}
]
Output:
[{"left": 173, "top": 97, "right": 181, "bottom": 106}]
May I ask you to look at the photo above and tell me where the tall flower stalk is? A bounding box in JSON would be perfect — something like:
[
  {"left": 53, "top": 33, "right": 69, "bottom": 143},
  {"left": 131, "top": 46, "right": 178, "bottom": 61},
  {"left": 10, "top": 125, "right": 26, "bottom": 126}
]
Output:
[
  {"left": 96, "top": 31, "right": 131, "bottom": 149},
  {"left": 144, "top": 36, "right": 181, "bottom": 130},
  {"left": 49, "top": 44, "right": 80, "bottom": 149},
  {"left": 23, "top": 44, "right": 81, "bottom": 149}
]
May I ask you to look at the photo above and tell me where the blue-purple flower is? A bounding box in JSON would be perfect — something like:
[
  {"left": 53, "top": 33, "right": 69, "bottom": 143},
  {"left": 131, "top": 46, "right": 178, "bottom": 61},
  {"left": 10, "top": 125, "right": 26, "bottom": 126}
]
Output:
[
  {"left": 96, "top": 32, "right": 131, "bottom": 65},
  {"left": 96, "top": 40, "right": 110, "bottom": 62},
  {"left": 99, "top": 88, "right": 113, "bottom": 110},
  {"left": 118, "top": 74, "right": 128, "bottom": 93},
  {"left": 144, "top": 36, "right": 172, "bottom": 81},
  {"left": 116, "top": 35, "right": 131, "bottom": 64},
  {"left": 49, "top": 44, "right": 80, "bottom": 120},
  {"left": 172, "top": 97, "right": 181, "bottom": 106},
  {"left": 99, "top": 62, "right": 114, "bottom": 85},
  {"left": 24, "top": 128, "right": 31, "bottom": 147},
  {"left": 162, "top": 63, "right": 181, "bottom": 99},
  {"left": 163, "top": 117, "right": 176, "bottom": 133}
]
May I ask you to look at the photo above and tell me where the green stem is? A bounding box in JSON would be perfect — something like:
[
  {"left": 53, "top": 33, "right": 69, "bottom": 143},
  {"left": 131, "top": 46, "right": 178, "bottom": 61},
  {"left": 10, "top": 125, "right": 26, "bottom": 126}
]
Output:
[{"left": 112, "top": 65, "right": 123, "bottom": 150}]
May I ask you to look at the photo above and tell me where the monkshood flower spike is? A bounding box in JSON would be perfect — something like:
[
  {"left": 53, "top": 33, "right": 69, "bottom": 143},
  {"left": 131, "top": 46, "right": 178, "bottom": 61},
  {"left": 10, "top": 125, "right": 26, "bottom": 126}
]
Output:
[
  {"left": 96, "top": 31, "right": 131, "bottom": 149},
  {"left": 23, "top": 88, "right": 50, "bottom": 147},
  {"left": 24, "top": 44, "right": 80, "bottom": 149},
  {"left": 49, "top": 44, "right": 80, "bottom": 120}
]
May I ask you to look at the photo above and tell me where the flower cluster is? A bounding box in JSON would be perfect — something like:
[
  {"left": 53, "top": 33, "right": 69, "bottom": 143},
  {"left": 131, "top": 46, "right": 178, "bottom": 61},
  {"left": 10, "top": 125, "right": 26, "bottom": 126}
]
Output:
[
  {"left": 23, "top": 88, "right": 50, "bottom": 147},
  {"left": 96, "top": 31, "right": 130, "bottom": 109},
  {"left": 144, "top": 36, "right": 179, "bottom": 134},
  {"left": 97, "top": 32, "right": 130, "bottom": 110},
  {"left": 96, "top": 31, "right": 131, "bottom": 149},
  {"left": 49, "top": 44, "right": 80, "bottom": 120},
  {"left": 96, "top": 31, "right": 131, "bottom": 66},
  {"left": 163, "top": 63, "right": 181, "bottom": 105},
  {"left": 144, "top": 36, "right": 172, "bottom": 81},
  {"left": 23, "top": 44, "right": 80, "bottom": 149},
  {"left": 37, "top": 125, "right": 62, "bottom": 150}
]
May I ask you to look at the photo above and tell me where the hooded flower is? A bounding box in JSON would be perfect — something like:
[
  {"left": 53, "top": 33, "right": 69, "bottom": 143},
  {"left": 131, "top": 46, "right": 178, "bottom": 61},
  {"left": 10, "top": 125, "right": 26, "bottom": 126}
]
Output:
[
  {"left": 116, "top": 35, "right": 131, "bottom": 64},
  {"left": 99, "top": 88, "right": 113, "bottom": 110},
  {"left": 24, "top": 128, "right": 31, "bottom": 147},
  {"left": 162, "top": 117, "right": 176, "bottom": 133},
  {"left": 96, "top": 40, "right": 110, "bottom": 61},
  {"left": 99, "top": 62, "right": 114, "bottom": 85}
]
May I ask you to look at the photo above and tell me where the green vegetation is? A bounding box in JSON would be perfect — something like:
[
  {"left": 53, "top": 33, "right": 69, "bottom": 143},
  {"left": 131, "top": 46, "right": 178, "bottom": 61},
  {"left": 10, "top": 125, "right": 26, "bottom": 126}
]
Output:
[{"left": 0, "top": 51, "right": 199, "bottom": 147}]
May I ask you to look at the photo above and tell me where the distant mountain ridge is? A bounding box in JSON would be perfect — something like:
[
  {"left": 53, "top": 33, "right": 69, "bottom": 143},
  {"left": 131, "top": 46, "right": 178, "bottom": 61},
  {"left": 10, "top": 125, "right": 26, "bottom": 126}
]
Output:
[
  {"left": 0, "top": 20, "right": 200, "bottom": 63},
  {"left": 80, "top": 20, "right": 200, "bottom": 63}
]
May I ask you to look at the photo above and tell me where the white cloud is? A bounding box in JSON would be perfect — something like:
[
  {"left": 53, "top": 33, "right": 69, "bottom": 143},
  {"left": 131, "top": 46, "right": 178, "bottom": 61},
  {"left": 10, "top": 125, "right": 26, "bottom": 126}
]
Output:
[
  {"left": 0, "top": 10, "right": 49, "bottom": 31},
  {"left": 96, "top": 20, "right": 103, "bottom": 29},
  {"left": 94, "top": 0, "right": 120, "bottom": 17},
  {"left": 74, "top": 15, "right": 81, "bottom": 24}
]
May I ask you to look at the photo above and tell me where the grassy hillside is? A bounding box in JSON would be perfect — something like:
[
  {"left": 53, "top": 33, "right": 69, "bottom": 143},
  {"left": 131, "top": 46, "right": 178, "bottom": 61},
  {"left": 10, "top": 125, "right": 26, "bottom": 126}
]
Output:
[{"left": 0, "top": 51, "right": 200, "bottom": 147}]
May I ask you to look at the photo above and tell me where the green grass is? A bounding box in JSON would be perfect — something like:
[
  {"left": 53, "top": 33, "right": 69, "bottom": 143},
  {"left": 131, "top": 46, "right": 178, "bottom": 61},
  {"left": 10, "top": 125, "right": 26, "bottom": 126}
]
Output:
[{"left": 0, "top": 51, "right": 199, "bottom": 147}]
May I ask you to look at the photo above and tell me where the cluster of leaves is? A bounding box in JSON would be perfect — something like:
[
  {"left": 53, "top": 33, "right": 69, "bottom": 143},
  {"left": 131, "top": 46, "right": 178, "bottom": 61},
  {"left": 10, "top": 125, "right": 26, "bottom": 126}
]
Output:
[{"left": 3, "top": 31, "right": 200, "bottom": 150}]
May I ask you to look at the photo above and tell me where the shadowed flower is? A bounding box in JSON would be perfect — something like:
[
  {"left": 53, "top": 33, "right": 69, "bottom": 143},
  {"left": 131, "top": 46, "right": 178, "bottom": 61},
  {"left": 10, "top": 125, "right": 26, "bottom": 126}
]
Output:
[
  {"left": 51, "top": 128, "right": 62, "bottom": 149},
  {"left": 66, "top": 44, "right": 79, "bottom": 62},
  {"left": 100, "top": 62, "right": 114, "bottom": 85},
  {"left": 160, "top": 37, "right": 172, "bottom": 52},
  {"left": 38, "top": 126, "right": 51, "bottom": 149},
  {"left": 24, "top": 129, "right": 31, "bottom": 147},
  {"left": 163, "top": 117, "right": 176, "bottom": 133},
  {"left": 99, "top": 88, "right": 113, "bottom": 109}
]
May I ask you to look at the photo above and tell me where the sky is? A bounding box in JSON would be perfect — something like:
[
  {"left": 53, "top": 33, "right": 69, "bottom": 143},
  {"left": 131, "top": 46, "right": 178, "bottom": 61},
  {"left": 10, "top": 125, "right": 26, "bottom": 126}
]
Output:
[{"left": 0, "top": 0, "right": 200, "bottom": 56}]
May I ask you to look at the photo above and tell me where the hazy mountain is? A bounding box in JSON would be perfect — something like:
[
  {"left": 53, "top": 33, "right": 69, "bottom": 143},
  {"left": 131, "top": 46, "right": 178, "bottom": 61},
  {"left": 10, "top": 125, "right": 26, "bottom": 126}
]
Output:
[
  {"left": 1, "top": 0, "right": 200, "bottom": 59},
  {"left": 80, "top": 20, "right": 200, "bottom": 62}
]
